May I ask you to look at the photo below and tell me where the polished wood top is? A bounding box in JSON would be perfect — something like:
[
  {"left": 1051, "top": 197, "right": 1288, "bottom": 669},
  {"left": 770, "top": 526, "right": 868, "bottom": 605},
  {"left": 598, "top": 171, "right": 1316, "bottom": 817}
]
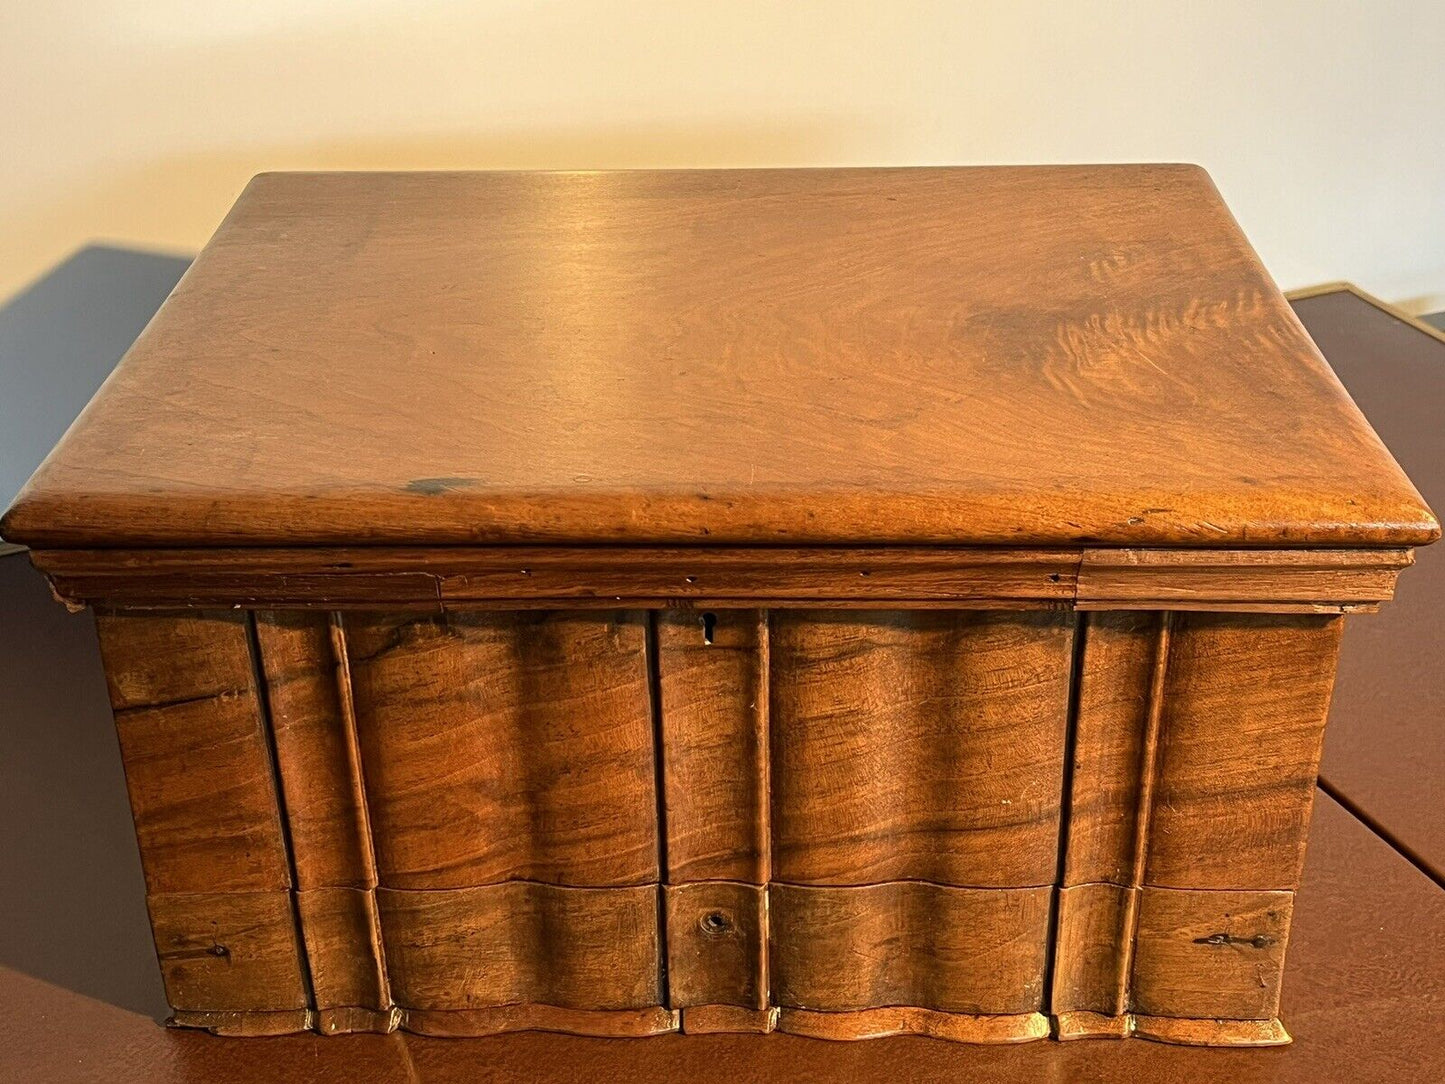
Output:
[{"left": 2, "top": 167, "right": 1435, "bottom": 549}]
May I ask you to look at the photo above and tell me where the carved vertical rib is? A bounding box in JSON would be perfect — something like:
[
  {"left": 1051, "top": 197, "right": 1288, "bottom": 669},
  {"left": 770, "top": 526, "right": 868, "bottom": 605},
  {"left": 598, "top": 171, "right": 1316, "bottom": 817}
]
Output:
[
  {"left": 757, "top": 612, "right": 772, "bottom": 891},
  {"left": 662, "top": 609, "right": 1073, "bottom": 1034},
  {"left": 97, "top": 601, "right": 1342, "bottom": 1044},
  {"left": 342, "top": 610, "right": 669, "bottom": 1034},
  {"left": 254, "top": 611, "right": 394, "bottom": 1033},
  {"left": 1060, "top": 612, "right": 1166, "bottom": 888},
  {"left": 657, "top": 610, "right": 773, "bottom": 1029},
  {"left": 93, "top": 611, "right": 309, "bottom": 1031},
  {"left": 1112, "top": 611, "right": 1171, "bottom": 1013},
  {"left": 1055, "top": 611, "right": 1343, "bottom": 1042},
  {"left": 1053, "top": 611, "right": 1165, "bottom": 1030},
  {"left": 756, "top": 611, "right": 771, "bottom": 1022},
  {"left": 658, "top": 610, "right": 770, "bottom": 884},
  {"left": 1145, "top": 613, "right": 1343, "bottom": 890},
  {"left": 346, "top": 611, "right": 658, "bottom": 889},
  {"left": 1124, "top": 613, "right": 1340, "bottom": 1040}
]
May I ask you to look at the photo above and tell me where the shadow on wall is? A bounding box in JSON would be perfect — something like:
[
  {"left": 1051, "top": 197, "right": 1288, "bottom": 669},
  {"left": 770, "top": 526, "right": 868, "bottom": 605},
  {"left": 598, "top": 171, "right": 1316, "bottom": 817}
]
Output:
[
  {"left": 0, "top": 245, "right": 191, "bottom": 1019},
  {"left": 0, "top": 244, "right": 193, "bottom": 530},
  {"left": 0, "top": 552, "right": 169, "bottom": 1020}
]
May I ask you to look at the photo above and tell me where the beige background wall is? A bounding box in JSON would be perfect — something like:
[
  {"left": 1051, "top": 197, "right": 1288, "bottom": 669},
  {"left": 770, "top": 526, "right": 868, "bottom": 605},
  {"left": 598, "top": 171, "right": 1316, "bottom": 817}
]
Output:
[{"left": 3, "top": 1, "right": 1442, "bottom": 311}]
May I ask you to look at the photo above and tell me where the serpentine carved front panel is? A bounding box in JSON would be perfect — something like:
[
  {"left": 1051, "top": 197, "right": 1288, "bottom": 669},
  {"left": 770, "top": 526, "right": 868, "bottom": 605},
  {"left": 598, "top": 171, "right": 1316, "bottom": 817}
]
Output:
[{"left": 91, "top": 605, "right": 1341, "bottom": 1041}]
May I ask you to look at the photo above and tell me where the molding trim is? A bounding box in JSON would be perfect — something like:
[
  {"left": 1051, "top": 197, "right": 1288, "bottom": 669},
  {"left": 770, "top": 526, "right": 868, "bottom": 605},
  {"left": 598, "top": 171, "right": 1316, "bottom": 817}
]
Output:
[{"left": 25, "top": 544, "right": 1414, "bottom": 612}]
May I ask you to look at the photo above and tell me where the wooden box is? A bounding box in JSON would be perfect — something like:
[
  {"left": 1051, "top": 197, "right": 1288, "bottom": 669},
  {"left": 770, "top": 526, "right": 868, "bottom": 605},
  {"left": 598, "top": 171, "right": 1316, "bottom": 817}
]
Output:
[{"left": 3, "top": 167, "right": 1436, "bottom": 1046}]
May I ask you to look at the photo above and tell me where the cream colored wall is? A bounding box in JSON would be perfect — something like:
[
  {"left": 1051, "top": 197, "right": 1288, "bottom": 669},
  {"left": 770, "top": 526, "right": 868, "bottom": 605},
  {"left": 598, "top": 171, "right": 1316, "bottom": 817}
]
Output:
[{"left": 3, "top": 1, "right": 1442, "bottom": 311}]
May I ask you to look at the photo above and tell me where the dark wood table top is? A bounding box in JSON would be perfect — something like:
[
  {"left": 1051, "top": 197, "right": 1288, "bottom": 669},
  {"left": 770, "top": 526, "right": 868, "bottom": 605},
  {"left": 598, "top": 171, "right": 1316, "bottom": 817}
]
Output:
[{"left": 1290, "top": 286, "right": 1445, "bottom": 884}]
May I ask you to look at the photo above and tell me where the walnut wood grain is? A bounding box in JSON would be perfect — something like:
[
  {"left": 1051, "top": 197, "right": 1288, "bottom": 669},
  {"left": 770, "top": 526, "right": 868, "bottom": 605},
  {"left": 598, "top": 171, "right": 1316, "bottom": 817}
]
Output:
[
  {"left": 254, "top": 613, "right": 392, "bottom": 1027},
  {"left": 148, "top": 891, "right": 308, "bottom": 1013},
  {"left": 4, "top": 790, "right": 1442, "bottom": 1074},
  {"left": 167, "top": 1009, "right": 316, "bottom": 1037},
  {"left": 663, "top": 883, "right": 766, "bottom": 1010},
  {"left": 94, "top": 611, "right": 291, "bottom": 895},
  {"left": 26, "top": 544, "right": 1416, "bottom": 611},
  {"left": 1051, "top": 612, "right": 1169, "bottom": 1020},
  {"left": 1053, "top": 882, "right": 1298, "bottom": 1044},
  {"left": 253, "top": 612, "right": 375, "bottom": 891},
  {"left": 375, "top": 883, "right": 662, "bottom": 1011},
  {"left": 659, "top": 610, "right": 769, "bottom": 884},
  {"left": 1056, "top": 881, "right": 1297, "bottom": 1037},
  {"left": 313, "top": 1006, "right": 400, "bottom": 1036},
  {"left": 1130, "top": 887, "right": 1294, "bottom": 1021},
  {"left": 1052, "top": 1009, "right": 1133, "bottom": 1040},
  {"left": 90, "top": 601, "right": 1359, "bottom": 1044},
  {"left": 3, "top": 168, "right": 1434, "bottom": 552},
  {"left": 770, "top": 611, "right": 1072, "bottom": 887},
  {"left": 1051, "top": 883, "right": 1134, "bottom": 1017},
  {"left": 1054, "top": 1010, "right": 1291, "bottom": 1047},
  {"left": 680, "top": 1005, "right": 778, "bottom": 1034},
  {"left": 24, "top": 546, "right": 1082, "bottom": 610},
  {"left": 399, "top": 1004, "right": 678, "bottom": 1038},
  {"left": 1145, "top": 613, "right": 1342, "bottom": 890},
  {"left": 1053, "top": 610, "right": 1338, "bottom": 1028},
  {"left": 1061, "top": 612, "right": 1166, "bottom": 888},
  {"left": 294, "top": 888, "right": 388, "bottom": 1026},
  {"left": 769, "top": 883, "right": 1053, "bottom": 1015},
  {"left": 1129, "top": 1015, "right": 1290, "bottom": 1047},
  {"left": 1, "top": 169, "right": 1438, "bottom": 1053},
  {"left": 777, "top": 1007, "right": 1050, "bottom": 1043},
  {"left": 345, "top": 611, "right": 658, "bottom": 889},
  {"left": 1075, "top": 548, "right": 1412, "bottom": 611}
]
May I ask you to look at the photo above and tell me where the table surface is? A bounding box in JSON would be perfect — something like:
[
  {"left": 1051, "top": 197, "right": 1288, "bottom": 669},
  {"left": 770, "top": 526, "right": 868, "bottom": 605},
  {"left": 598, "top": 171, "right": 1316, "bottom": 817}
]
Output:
[
  {"left": 0, "top": 284, "right": 1441, "bottom": 1082},
  {"left": 2, "top": 168, "right": 1434, "bottom": 550},
  {"left": 1294, "top": 288, "right": 1445, "bottom": 884},
  {"left": 0, "top": 793, "right": 1438, "bottom": 1084}
]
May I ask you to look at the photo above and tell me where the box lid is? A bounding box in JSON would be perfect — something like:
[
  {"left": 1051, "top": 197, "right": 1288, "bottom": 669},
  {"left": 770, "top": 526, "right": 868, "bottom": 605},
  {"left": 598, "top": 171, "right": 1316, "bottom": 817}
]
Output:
[{"left": 2, "top": 166, "right": 1436, "bottom": 550}]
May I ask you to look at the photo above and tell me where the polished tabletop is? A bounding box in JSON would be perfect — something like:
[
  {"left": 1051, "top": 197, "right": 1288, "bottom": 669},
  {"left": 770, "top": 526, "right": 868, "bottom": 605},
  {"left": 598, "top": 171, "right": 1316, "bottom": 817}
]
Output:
[{"left": 2, "top": 169, "right": 1434, "bottom": 549}]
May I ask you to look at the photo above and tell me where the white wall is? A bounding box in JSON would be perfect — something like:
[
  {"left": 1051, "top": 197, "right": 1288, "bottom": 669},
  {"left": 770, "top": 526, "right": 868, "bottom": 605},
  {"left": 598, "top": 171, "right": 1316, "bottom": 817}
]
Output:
[{"left": 3, "top": 1, "right": 1442, "bottom": 311}]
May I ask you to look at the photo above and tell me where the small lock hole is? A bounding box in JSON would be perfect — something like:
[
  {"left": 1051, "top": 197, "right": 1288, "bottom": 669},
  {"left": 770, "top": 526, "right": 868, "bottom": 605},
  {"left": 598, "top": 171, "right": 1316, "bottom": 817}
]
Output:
[
  {"left": 700, "top": 910, "right": 731, "bottom": 935},
  {"left": 701, "top": 612, "right": 717, "bottom": 646}
]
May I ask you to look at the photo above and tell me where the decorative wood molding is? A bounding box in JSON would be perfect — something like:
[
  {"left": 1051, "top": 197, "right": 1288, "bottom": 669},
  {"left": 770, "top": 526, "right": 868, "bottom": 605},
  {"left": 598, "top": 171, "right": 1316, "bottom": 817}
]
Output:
[
  {"left": 777, "top": 1007, "right": 1051, "bottom": 1043},
  {"left": 27, "top": 543, "right": 1415, "bottom": 611},
  {"left": 1131, "top": 1014, "right": 1291, "bottom": 1047},
  {"left": 26, "top": 545, "right": 1079, "bottom": 609},
  {"left": 680, "top": 1005, "right": 778, "bottom": 1034},
  {"left": 399, "top": 1005, "right": 680, "bottom": 1038},
  {"left": 169, "top": 1008, "right": 316, "bottom": 1037},
  {"left": 1075, "top": 547, "right": 1412, "bottom": 612},
  {"left": 1055, "top": 1010, "right": 1290, "bottom": 1046}
]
